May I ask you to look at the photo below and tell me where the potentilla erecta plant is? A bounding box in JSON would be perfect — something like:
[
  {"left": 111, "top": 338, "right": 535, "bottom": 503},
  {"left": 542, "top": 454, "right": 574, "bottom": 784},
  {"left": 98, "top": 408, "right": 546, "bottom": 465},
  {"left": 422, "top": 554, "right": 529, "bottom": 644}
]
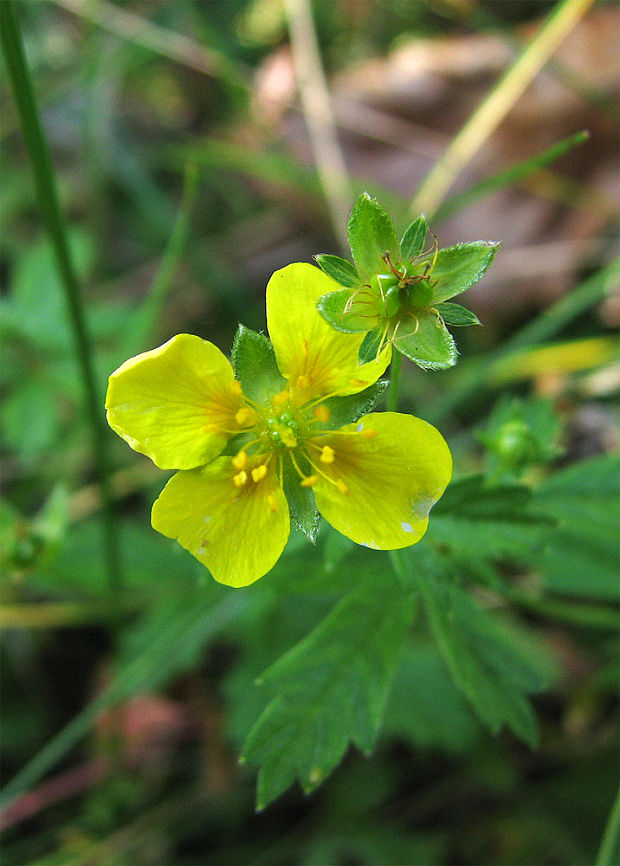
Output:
[{"left": 106, "top": 262, "right": 453, "bottom": 586}]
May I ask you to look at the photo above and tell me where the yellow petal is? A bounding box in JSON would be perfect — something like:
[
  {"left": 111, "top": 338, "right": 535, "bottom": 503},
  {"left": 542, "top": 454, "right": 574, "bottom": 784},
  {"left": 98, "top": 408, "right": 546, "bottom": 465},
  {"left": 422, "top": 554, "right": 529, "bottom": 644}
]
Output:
[
  {"left": 311, "top": 412, "right": 452, "bottom": 549},
  {"left": 106, "top": 334, "right": 245, "bottom": 470},
  {"left": 266, "top": 263, "right": 390, "bottom": 400},
  {"left": 151, "top": 457, "right": 290, "bottom": 587}
]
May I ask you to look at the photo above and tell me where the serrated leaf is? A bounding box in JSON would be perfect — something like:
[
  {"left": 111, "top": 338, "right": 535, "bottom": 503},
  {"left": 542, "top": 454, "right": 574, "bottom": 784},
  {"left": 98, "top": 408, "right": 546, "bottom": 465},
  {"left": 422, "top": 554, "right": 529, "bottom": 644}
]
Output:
[
  {"left": 347, "top": 193, "right": 399, "bottom": 277},
  {"left": 533, "top": 454, "right": 620, "bottom": 600},
  {"left": 414, "top": 551, "right": 547, "bottom": 744},
  {"left": 321, "top": 379, "right": 388, "bottom": 429},
  {"left": 281, "top": 453, "right": 320, "bottom": 543},
  {"left": 314, "top": 254, "right": 360, "bottom": 288},
  {"left": 241, "top": 574, "right": 412, "bottom": 809},
  {"left": 435, "top": 302, "right": 481, "bottom": 327},
  {"left": 393, "top": 310, "right": 457, "bottom": 370},
  {"left": 231, "top": 325, "right": 285, "bottom": 405},
  {"left": 400, "top": 214, "right": 428, "bottom": 260},
  {"left": 430, "top": 242, "right": 499, "bottom": 304},
  {"left": 428, "top": 474, "right": 553, "bottom": 563},
  {"left": 317, "top": 289, "right": 374, "bottom": 334},
  {"left": 384, "top": 642, "right": 479, "bottom": 753}
]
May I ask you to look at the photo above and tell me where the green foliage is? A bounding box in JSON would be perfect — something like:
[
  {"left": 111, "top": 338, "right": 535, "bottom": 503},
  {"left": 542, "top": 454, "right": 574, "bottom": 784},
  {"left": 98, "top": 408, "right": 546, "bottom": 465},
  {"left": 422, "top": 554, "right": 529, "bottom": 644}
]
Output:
[
  {"left": 241, "top": 573, "right": 412, "bottom": 809},
  {"left": 315, "top": 193, "right": 498, "bottom": 370},
  {"left": 231, "top": 324, "right": 286, "bottom": 404},
  {"left": 413, "top": 550, "right": 548, "bottom": 745},
  {"left": 346, "top": 192, "right": 399, "bottom": 277}
]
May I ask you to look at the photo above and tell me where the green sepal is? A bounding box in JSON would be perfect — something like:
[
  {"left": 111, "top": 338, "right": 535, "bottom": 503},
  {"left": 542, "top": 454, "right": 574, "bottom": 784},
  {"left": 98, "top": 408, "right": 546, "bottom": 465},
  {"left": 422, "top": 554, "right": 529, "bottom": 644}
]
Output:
[
  {"left": 393, "top": 310, "right": 457, "bottom": 370},
  {"left": 435, "top": 302, "right": 481, "bottom": 327},
  {"left": 429, "top": 241, "right": 500, "bottom": 304},
  {"left": 231, "top": 325, "right": 286, "bottom": 405},
  {"left": 322, "top": 379, "right": 388, "bottom": 429},
  {"left": 347, "top": 192, "right": 400, "bottom": 277},
  {"left": 400, "top": 214, "right": 428, "bottom": 260},
  {"left": 314, "top": 254, "right": 359, "bottom": 288},
  {"left": 281, "top": 453, "right": 320, "bottom": 543},
  {"left": 358, "top": 327, "right": 384, "bottom": 364},
  {"left": 317, "top": 289, "right": 376, "bottom": 334}
]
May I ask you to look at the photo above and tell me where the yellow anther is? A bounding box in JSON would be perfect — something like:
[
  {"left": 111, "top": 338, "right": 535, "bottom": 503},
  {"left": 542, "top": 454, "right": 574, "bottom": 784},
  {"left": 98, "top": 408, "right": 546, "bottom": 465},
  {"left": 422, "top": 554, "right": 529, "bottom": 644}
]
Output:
[
  {"left": 361, "top": 429, "right": 378, "bottom": 439},
  {"left": 297, "top": 374, "right": 311, "bottom": 389},
  {"left": 272, "top": 390, "right": 289, "bottom": 407},
  {"left": 336, "top": 478, "right": 349, "bottom": 495},
  {"left": 267, "top": 494, "right": 278, "bottom": 513},
  {"left": 300, "top": 474, "right": 319, "bottom": 488},
  {"left": 233, "top": 470, "right": 248, "bottom": 488},
  {"left": 230, "top": 380, "right": 243, "bottom": 396},
  {"left": 232, "top": 451, "right": 247, "bottom": 470},
  {"left": 320, "top": 445, "right": 336, "bottom": 464},
  {"left": 251, "top": 464, "right": 268, "bottom": 483},
  {"left": 203, "top": 423, "right": 221, "bottom": 434},
  {"left": 235, "top": 407, "right": 253, "bottom": 426},
  {"left": 350, "top": 378, "right": 368, "bottom": 387},
  {"left": 313, "top": 405, "right": 331, "bottom": 423}
]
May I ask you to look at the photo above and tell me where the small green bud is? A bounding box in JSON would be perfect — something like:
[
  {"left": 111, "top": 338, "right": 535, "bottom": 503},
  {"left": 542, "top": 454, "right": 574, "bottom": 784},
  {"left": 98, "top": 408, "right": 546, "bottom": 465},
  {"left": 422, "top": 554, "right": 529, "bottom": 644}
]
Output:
[{"left": 408, "top": 279, "right": 434, "bottom": 308}]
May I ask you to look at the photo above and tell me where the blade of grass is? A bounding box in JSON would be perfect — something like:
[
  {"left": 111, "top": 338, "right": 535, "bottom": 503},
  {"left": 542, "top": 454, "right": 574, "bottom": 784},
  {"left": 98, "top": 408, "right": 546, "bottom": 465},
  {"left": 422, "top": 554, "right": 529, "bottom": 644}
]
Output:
[
  {"left": 434, "top": 130, "right": 589, "bottom": 223},
  {"left": 426, "top": 258, "right": 619, "bottom": 425},
  {"left": 596, "top": 785, "right": 620, "bottom": 866},
  {"left": 410, "top": 0, "right": 595, "bottom": 218},
  {"left": 123, "top": 160, "right": 200, "bottom": 356},
  {"left": 0, "top": 0, "right": 122, "bottom": 599}
]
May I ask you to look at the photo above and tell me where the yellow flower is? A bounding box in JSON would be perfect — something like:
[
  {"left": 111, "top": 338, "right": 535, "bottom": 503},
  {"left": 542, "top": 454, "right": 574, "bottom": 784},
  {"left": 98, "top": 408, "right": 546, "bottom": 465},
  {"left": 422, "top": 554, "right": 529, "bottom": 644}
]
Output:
[{"left": 106, "top": 264, "right": 452, "bottom": 587}]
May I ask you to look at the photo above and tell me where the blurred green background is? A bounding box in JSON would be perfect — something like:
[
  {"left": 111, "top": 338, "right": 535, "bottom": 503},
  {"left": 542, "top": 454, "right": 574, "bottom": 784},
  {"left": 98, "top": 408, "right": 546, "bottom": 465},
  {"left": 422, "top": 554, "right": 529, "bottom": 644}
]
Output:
[{"left": 1, "top": 1, "right": 618, "bottom": 864}]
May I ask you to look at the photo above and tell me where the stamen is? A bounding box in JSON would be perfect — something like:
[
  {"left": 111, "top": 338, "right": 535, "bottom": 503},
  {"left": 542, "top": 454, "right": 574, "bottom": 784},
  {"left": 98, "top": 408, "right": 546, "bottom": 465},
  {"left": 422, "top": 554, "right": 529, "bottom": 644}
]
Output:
[
  {"left": 230, "top": 380, "right": 243, "bottom": 397},
  {"left": 267, "top": 494, "right": 278, "bottom": 512},
  {"left": 301, "top": 449, "right": 350, "bottom": 495},
  {"left": 313, "top": 405, "right": 330, "bottom": 423},
  {"left": 320, "top": 445, "right": 335, "bottom": 464},
  {"left": 336, "top": 479, "right": 349, "bottom": 495},
  {"left": 251, "top": 464, "right": 268, "bottom": 483},
  {"left": 232, "top": 450, "right": 247, "bottom": 470},
  {"left": 235, "top": 407, "right": 254, "bottom": 427},
  {"left": 272, "top": 389, "right": 289, "bottom": 408},
  {"left": 233, "top": 470, "right": 248, "bottom": 488},
  {"left": 297, "top": 374, "right": 311, "bottom": 389},
  {"left": 300, "top": 474, "right": 319, "bottom": 488}
]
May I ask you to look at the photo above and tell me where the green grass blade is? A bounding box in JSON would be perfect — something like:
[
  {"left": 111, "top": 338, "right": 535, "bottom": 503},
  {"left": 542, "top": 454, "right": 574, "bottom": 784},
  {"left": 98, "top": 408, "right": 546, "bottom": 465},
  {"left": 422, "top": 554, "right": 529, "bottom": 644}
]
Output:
[{"left": 434, "top": 131, "right": 589, "bottom": 223}]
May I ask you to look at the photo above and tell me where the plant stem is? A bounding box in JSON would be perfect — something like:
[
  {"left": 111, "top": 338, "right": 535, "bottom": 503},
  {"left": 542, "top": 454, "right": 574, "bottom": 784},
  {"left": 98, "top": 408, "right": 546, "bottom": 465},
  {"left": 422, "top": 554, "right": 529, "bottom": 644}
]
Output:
[
  {"left": 1, "top": 1, "right": 122, "bottom": 599},
  {"left": 596, "top": 786, "right": 620, "bottom": 866}
]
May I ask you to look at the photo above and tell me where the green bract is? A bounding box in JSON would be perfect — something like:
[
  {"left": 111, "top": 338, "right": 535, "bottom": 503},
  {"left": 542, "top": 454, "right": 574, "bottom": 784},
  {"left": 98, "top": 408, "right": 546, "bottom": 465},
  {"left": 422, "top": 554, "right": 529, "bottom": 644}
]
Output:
[{"left": 315, "top": 192, "right": 499, "bottom": 370}]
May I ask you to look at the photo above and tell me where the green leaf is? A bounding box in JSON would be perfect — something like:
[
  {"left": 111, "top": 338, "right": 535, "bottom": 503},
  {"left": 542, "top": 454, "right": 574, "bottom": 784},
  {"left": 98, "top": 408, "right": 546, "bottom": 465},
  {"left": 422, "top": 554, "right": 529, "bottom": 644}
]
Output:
[
  {"left": 322, "top": 379, "right": 388, "bottom": 429},
  {"left": 428, "top": 474, "right": 553, "bottom": 563},
  {"left": 347, "top": 193, "right": 399, "bottom": 277},
  {"left": 435, "top": 302, "right": 481, "bottom": 327},
  {"left": 430, "top": 242, "right": 500, "bottom": 304},
  {"left": 533, "top": 454, "right": 620, "bottom": 601},
  {"left": 231, "top": 325, "right": 285, "bottom": 405},
  {"left": 393, "top": 310, "right": 457, "bottom": 370},
  {"left": 414, "top": 551, "right": 547, "bottom": 744},
  {"left": 400, "top": 214, "right": 428, "bottom": 260},
  {"left": 317, "top": 288, "right": 377, "bottom": 334},
  {"left": 383, "top": 642, "right": 479, "bottom": 753},
  {"left": 358, "top": 327, "right": 385, "bottom": 364},
  {"left": 241, "top": 574, "right": 412, "bottom": 809},
  {"left": 314, "top": 254, "right": 360, "bottom": 288},
  {"left": 282, "top": 453, "right": 320, "bottom": 543}
]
